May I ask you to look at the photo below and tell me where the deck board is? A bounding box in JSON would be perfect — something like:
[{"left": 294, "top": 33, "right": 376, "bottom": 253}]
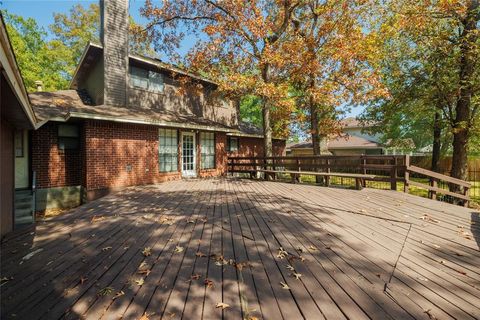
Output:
[{"left": 1, "top": 178, "right": 479, "bottom": 320}]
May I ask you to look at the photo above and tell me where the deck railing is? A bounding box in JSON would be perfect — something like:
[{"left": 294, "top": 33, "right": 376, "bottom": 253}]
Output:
[{"left": 227, "top": 155, "right": 471, "bottom": 207}]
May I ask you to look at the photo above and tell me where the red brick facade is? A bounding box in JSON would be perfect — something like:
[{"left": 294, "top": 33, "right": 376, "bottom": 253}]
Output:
[
  {"left": 31, "top": 119, "right": 286, "bottom": 200},
  {"left": 32, "top": 122, "right": 83, "bottom": 189}
]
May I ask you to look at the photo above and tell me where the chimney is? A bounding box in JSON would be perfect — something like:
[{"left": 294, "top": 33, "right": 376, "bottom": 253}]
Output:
[
  {"left": 100, "top": 0, "right": 129, "bottom": 107},
  {"left": 34, "top": 80, "right": 43, "bottom": 92}
]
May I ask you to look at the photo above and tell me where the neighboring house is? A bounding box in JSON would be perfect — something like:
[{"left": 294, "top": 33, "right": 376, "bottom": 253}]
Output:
[
  {"left": 0, "top": 14, "right": 37, "bottom": 236},
  {"left": 11, "top": 0, "right": 285, "bottom": 217},
  {"left": 287, "top": 117, "right": 384, "bottom": 156}
]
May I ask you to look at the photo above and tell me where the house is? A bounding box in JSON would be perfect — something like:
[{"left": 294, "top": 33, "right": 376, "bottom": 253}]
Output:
[
  {"left": 287, "top": 117, "right": 384, "bottom": 156},
  {"left": 7, "top": 0, "right": 285, "bottom": 224},
  {"left": 0, "top": 14, "right": 38, "bottom": 236}
]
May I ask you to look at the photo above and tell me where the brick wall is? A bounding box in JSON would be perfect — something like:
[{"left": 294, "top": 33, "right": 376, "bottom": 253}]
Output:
[
  {"left": 227, "top": 136, "right": 286, "bottom": 157},
  {"left": 32, "top": 119, "right": 285, "bottom": 196},
  {"left": 32, "top": 122, "right": 83, "bottom": 188},
  {"left": 84, "top": 120, "right": 229, "bottom": 192}
]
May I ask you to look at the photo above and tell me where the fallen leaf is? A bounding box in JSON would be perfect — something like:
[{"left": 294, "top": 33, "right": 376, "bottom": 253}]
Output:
[
  {"left": 189, "top": 274, "right": 201, "bottom": 281},
  {"left": 424, "top": 308, "right": 437, "bottom": 319},
  {"left": 102, "top": 246, "right": 112, "bottom": 252},
  {"left": 135, "top": 278, "right": 145, "bottom": 286},
  {"left": 286, "top": 264, "right": 295, "bottom": 271},
  {"left": 97, "top": 287, "right": 114, "bottom": 296},
  {"left": 277, "top": 247, "right": 288, "bottom": 259},
  {"left": 138, "top": 269, "right": 151, "bottom": 276},
  {"left": 138, "top": 312, "right": 150, "bottom": 320},
  {"left": 142, "top": 247, "right": 152, "bottom": 257},
  {"left": 113, "top": 290, "right": 125, "bottom": 300},
  {"left": 308, "top": 245, "right": 317, "bottom": 251},
  {"left": 91, "top": 215, "right": 105, "bottom": 223},
  {"left": 420, "top": 214, "right": 439, "bottom": 223},
  {"left": 174, "top": 246, "right": 184, "bottom": 253},
  {"left": 280, "top": 282, "right": 290, "bottom": 290},
  {"left": 79, "top": 276, "right": 88, "bottom": 285},
  {"left": 216, "top": 302, "right": 230, "bottom": 310},
  {"left": 204, "top": 278, "right": 214, "bottom": 288},
  {"left": 291, "top": 272, "right": 302, "bottom": 280}
]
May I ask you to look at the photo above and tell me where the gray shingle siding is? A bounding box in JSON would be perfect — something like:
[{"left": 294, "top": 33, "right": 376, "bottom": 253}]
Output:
[{"left": 101, "top": 0, "right": 128, "bottom": 107}]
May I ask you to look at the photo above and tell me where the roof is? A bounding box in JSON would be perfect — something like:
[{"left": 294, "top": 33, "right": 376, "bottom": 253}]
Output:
[
  {"left": 70, "top": 42, "right": 217, "bottom": 90},
  {"left": 0, "top": 13, "right": 36, "bottom": 128},
  {"left": 340, "top": 117, "right": 376, "bottom": 129},
  {"left": 29, "top": 89, "right": 238, "bottom": 132},
  {"left": 287, "top": 134, "right": 383, "bottom": 150},
  {"left": 28, "top": 90, "right": 272, "bottom": 137},
  {"left": 30, "top": 42, "right": 274, "bottom": 138}
]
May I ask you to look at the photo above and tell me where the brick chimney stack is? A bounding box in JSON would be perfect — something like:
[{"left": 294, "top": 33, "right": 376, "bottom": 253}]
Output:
[{"left": 100, "top": 0, "right": 129, "bottom": 107}]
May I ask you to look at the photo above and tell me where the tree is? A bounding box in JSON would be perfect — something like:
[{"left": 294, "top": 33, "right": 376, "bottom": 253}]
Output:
[
  {"left": 2, "top": 11, "right": 70, "bottom": 91},
  {"left": 365, "top": 0, "right": 479, "bottom": 185},
  {"left": 289, "top": 0, "right": 388, "bottom": 157},
  {"left": 140, "top": 0, "right": 301, "bottom": 156},
  {"left": 50, "top": 3, "right": 157, "bottom": 76}
]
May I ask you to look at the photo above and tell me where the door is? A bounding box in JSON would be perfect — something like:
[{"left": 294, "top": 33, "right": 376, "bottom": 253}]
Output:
[
  {"left": 181, "top": 132, "right": 197, "bottom": 177},
  {"left": 14, "top": 130, "right": 29, "bottom": 189}
]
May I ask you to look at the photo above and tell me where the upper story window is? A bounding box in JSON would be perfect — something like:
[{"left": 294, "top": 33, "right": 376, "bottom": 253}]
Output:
[{"left": 130, "top": 66, "right": 164, "bottom": 93}]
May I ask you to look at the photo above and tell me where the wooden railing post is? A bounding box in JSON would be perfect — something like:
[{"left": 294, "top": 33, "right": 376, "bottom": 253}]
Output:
[
  {"left": 429, "top": 178, "right": 438, "bottom": 200},
  {"left": 362, "top": 156, "right": 367, "bottom": 187},
  {"left": 325, "top": 159, "right": 330, "bottom": 187},
  {"left": 463, "top": 187, "right": 470, "bottom": 207},
  {"left": 404, "top": 155, "right": 410, "bottom": 193},
  {"left": 390, "top": 156, "right": 398, "bottom": 190}
]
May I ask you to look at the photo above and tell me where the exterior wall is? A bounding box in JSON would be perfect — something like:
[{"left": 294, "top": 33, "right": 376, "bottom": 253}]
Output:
[
  {"left": 82, "top": 59, "right": 104, "bottom": 105},
  {"left": 343, "top": 127, "right": 381, "bottom": 143},
  {"left": 101, "top": 0, "right": 129, "bottom": 107},
  {"left": 32, "top": 122, "right": 83, "bottom": 188},
  {"left": 331, "top": 148, "right": 383, "bottom": 156},
  {"left": 83, "top": 120, "right": 230, "bottom": 199},
  {"left": 127, "top": 65, "right": 238, "bottom": 127},
  {"left": 31, "top": 122, "right": 84, "bottom": 210},
  {"left": 227, "top": 136, "right": 286, "bottom": 158},
  {"left": 1, "top": 119, "right": 14, "bottom": 236}
]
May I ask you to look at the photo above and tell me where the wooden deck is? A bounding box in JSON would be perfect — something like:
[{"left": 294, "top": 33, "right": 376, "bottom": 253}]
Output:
[{"left": 1, "top": 178, "right": 479, "bottom": 320}]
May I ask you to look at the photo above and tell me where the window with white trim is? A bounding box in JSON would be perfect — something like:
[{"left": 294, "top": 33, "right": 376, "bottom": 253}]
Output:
[
  {"left": 159, "top": 128, "right": 178, "bottom": 172},
  {"left": 201, "top": 132, "right": 215, "bottom": 169},
  {"left": 130, "top": 66, "right": 164, "bottom": 93},
  {"left": 227, "top": 136, "right": 239, "bottom": 152}
]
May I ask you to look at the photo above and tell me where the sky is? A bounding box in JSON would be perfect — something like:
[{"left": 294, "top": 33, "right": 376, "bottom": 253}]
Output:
[{"left": 0, "top": 0, "right": 364, "bottom": 118}]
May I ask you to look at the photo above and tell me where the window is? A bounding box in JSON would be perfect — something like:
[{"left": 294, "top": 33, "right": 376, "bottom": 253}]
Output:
[
  {"left": 159, "top": 128, "right": 178, "bottom": 172},
  {"left": 201, "top": 132, "right": 215, "bottom": 169},
  {"left": 15, "top": 130, "right": 24, "bottom": 157},
  {"left": 58, "top": 124, "right": 79, "bottom": 150},
  {"left": 130, "top": 66, "right": 164, "bottom": 93},
  {"left": 227, "top": 137, "right": 239, "bottom": 152}
]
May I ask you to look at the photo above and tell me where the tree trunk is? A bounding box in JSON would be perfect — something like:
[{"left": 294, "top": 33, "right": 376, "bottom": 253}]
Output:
[
  {"left": 262, "top": 103, "right": 273, "bottom": 157},
  {"left": 450, "top": 0, "right": 478, "bottom": 186},
  {"left": 261, "top": 64, "right": 273, "bottom": 158},
  {"left": 431, "top": 110, "right": 441, "bottom": 172},
  {"left": 310, "top": 96, "right": 324, "bottom": 184}
]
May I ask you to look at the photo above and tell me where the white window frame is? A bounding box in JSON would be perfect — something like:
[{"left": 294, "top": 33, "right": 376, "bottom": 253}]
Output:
[
  {"left": 200, "top": 132, "right": 215, "bottom": 169},
  {"left": 159, "top": 128, "right": 178, "bottom": 172},
  {"left": 130, "top": 66, "right": 164, "bottom": 93}
]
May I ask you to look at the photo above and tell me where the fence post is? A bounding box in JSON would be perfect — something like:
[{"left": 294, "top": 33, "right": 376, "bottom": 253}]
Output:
[
  {"left": 325, "top": 159, "right": 330, "bottom": 187},
  {"left": 429, "top": 178, "right": 438, "bottom": 200},
  {"left": 404, "top": 155, "right": 410, "bottom": 193},
  {"left": 390, "top": 156, "right": 398, "bottom": 190},
  {"left": 362, "top": 156, "right": 367, "bottom": 187}
]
